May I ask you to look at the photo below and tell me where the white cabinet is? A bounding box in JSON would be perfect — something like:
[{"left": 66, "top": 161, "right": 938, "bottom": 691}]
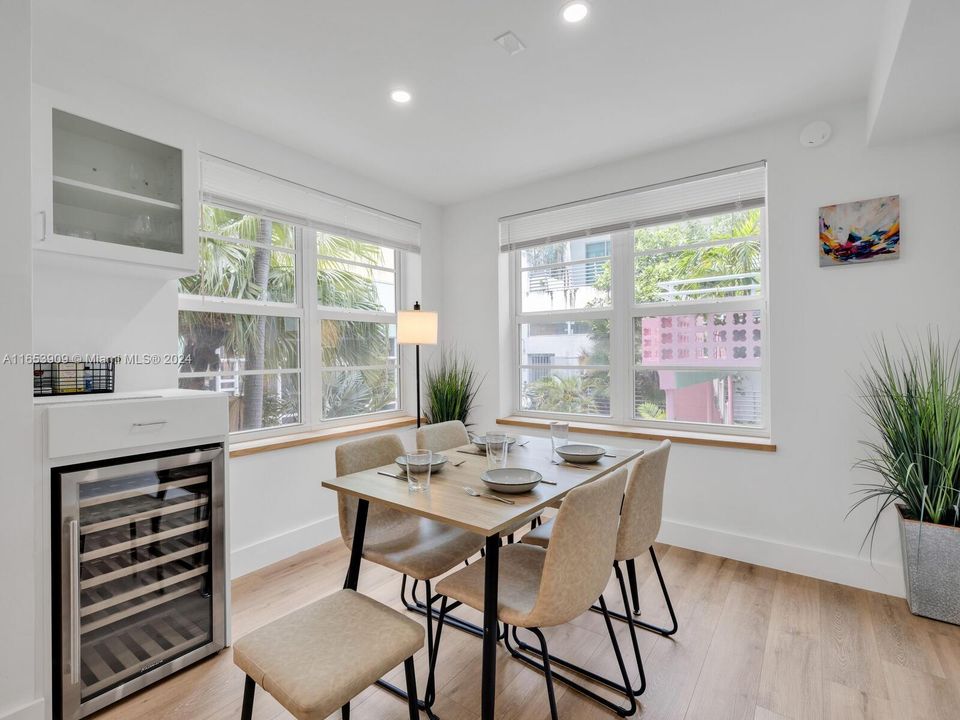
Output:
[{"left": 32, "top": 87, "right": 199, "bottom": 274}]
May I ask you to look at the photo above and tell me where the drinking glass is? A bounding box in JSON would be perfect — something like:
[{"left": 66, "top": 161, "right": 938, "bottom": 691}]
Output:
[
  {"left": 550, "top": 421, "right": 569, "bottom": 457},
  {"left": 486, "top": 433, "right": 508, "bottom": 470},
  {"left": 406, "top": 450, "right": 432, "bottom": 493}
]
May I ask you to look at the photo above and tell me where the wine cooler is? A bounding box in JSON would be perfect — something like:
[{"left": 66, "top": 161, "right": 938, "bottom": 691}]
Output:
[{"left": 52, "top": 445, "right": 226, "bottom": 719}]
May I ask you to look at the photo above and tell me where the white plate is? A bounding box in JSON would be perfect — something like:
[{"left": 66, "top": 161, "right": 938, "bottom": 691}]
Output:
[
  {"left": 395, "top": 454, "right": 448, "bottom": 472},
  {"left": 555, "top": 444, "right": 605, "bottom": 463},
  {"left": 480, "top": 467, "right": 542, "bottom": 494},
  {"left": 471, "top": 434, "right": 519, "bottom": 451}
]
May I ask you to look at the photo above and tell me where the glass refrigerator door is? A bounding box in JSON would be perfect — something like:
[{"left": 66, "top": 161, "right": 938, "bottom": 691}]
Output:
[{"left": 57, "top": 447, "right": 224, "bottom": 718}]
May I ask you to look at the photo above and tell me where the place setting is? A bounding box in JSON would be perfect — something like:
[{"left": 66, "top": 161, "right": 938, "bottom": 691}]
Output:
[
  {"left": 468, "top": 432, "right": 549, "bottom": 504},
  {"left": 546, "top": 421, "right": 623, "bottom": 469}
]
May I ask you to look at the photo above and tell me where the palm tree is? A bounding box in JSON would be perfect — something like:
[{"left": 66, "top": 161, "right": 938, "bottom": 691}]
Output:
[
  {"left": 634, "top": 208, "right": 762, "bottom": 302},
  {"left": 523, "top": 373, "right": 609, "bottom": 415}
]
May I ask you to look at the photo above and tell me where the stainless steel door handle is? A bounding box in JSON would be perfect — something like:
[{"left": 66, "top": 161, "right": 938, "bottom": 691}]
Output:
[
  {"left": 132, "top": 420, "right": 168, "bottom": 427},
  {"left": 69, "top": 519, "right": 80, "bottom": 684},
  {"left": 40, "top": 210, "right": 47, "bottom": 242}
]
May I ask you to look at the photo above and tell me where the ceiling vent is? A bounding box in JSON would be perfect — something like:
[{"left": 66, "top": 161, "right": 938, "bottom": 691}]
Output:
[{"left": 494, "top": 31, "right": 526, "bottom": 56}]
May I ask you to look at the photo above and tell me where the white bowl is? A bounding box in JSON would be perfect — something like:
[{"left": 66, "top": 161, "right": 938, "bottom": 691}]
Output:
[
  {"left": 395, "top": 454, "right": 448, "bottom": 473},
  {"left": 471, "top": 434, "right": 518, "bottom": 452},
  {"left": 555, "top": 444, "right": 605, "bottom": 463},
  {"left": 480, "top": 468, "right": 542, "bottom": 494}
]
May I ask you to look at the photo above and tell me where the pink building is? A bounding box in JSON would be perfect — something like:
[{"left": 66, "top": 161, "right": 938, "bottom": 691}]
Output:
[{"left": 639, "top": 311, "right": 762, "bottom": 425}]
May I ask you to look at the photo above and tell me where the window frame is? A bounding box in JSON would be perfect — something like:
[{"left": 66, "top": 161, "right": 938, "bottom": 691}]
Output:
[
  {"left": 178, "top": 201, "right": 405, "bottom": 439},
  {"left": 511, "top": 209, "right": 770, "bottom": 438}
]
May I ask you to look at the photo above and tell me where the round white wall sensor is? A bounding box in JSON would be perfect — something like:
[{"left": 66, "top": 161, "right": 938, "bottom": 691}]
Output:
[{"left": 800, "top": 121, "right": 832, "bottom": 148}]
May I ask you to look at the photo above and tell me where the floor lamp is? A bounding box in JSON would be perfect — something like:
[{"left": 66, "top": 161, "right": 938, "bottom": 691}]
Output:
[{"left": 397, "top": 301, "right": 438, "bottom": 428}]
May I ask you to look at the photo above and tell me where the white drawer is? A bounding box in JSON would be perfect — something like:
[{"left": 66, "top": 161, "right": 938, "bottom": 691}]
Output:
[{"left": 46, "top": 394, "right": 228, "bottom": 459}]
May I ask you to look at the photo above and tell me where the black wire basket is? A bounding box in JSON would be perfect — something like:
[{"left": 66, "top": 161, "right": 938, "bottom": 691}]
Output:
[{"left": 33, "top": 360, "right": 116, "bottom": 397}]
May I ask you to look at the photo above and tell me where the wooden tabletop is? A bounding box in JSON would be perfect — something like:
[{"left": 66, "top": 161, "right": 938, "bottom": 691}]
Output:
[{"left": 321, "top": 436, "right": 642, "bottom": 536}]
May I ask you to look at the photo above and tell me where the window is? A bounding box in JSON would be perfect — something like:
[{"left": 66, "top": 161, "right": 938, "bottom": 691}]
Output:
[
  {"left": 179, "top": 204, "right": 402, "bottom": 435},
  {"left": 317, "top": 233, "right": 399, "bottom": 420},
  {"left": 505, "top": 162, "right": 768, "bottom": 435},
  {"left": 179, "top": 206, "right": 303, "bottom": 433}
]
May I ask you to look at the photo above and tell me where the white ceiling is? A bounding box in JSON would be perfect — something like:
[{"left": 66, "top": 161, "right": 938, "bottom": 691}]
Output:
[{"left": 34, "top": 0, "right": 883, "bottom": 205}]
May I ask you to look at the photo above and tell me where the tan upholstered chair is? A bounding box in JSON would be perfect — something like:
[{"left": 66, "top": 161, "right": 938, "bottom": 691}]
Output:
[
  {"left": 429, "top": 468, "right": 632, "bottom": 720},
  {"left": 522, "top": 439, "right": 676, "bottom": 698},
  {"left": 234, "top": 589, "right": 423, "bottom": 720},
  {"left": 335, "top": 434, "right": 484, "bottom": 715},
  {"left": 416, "top": 420, "right": 470, "bottom": 453}
]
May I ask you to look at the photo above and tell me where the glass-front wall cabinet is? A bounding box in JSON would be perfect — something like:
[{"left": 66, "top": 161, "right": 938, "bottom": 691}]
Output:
[
  {"left": 33, "top": 90, "right": 198, "bottom": 273},
  {"left": 52, "top": 110, "right": 183, "bottom": 255}
]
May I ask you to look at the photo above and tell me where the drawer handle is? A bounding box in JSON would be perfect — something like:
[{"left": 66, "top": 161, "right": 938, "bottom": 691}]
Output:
[{"left": 132, "top": 420, "right": 168, "bottom": 428}]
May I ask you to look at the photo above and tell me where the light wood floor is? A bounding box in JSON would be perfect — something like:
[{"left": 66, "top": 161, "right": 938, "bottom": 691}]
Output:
[{"left": 95, "top": 537, "right": 960, "bottom": 720}]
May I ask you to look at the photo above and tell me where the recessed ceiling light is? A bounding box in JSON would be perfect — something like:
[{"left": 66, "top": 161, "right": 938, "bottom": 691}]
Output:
[
  {"left": 390, "top": 89, "right": 412, "bottom": 104},
  {"left": 561, "top": 1, "right": 590, "bottom": 23}
]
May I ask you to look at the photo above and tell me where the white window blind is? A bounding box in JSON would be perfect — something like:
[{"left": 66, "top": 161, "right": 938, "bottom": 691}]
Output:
[
  {"left": 201, "top": 155, "right": 422, "bottom": 253},
  {"left": 499, "top": 161, "right": 766, "bottom": 252}
]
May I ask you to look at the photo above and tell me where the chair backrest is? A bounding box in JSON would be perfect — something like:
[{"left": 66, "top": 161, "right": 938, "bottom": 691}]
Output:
[
  {"left": 526, "top": 467, "right": 628, "bottom": 627},
  {"left": 616, "top": 440, "right": 671, "bottom": 562},
  {"left": 335, "top": 434, "right": 409, "bottom": 544},
  {"left": 416, "top": 420, "right": 470, "bottom": 453}
]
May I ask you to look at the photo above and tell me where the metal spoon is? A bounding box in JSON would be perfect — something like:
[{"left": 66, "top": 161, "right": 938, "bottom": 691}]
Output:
[{"left": 463, "top": 486, "right": 515, "bottom": 504}]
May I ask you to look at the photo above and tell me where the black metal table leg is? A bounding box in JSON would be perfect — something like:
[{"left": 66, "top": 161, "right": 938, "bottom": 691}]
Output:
[
  {"left": 343, "top": 499, "right": 369, "bottom": 590},
  {"left": 241, "top": 675, "right": 256, "bottom": 720},
  {"left": 481, "top": 533, "right": 500, "bottom": 720}
]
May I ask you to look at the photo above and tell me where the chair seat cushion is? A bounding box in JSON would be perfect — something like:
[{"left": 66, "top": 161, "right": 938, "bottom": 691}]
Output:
[
  {"left": 520, "top": 517, "right": 554, "bottom": 548},
  {"left": 364, "top": 517, "right": 485, "bottom": 580},
  {"left": 233, "top": 589, "right": 424, "bottom": 720},
  {"left": 435, "top": 543, "right": 547, "bottom": 627}
]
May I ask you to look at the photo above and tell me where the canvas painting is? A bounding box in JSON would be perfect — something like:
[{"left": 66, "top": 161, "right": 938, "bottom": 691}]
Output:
[{"left": 819, "top": 195, "right": 900, "bottom": 266}]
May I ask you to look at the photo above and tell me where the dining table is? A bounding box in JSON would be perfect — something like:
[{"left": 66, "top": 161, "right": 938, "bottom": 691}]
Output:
[{"left": 321, "top": 434, "right": 642, "bottom": 720}]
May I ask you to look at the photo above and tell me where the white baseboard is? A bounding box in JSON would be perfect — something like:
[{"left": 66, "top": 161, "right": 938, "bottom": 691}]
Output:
[
  {"left": 230, "top": 515, "right": 341, "bottom": 579},
  {"left": 229, "top": 514, "right": 905, "bottom": 596},
  {"left": 0, "top": 699, "right": 44, "bottom": 720},
  {"left": 659, "top": 518, "right": 905, "bottom": 597}
]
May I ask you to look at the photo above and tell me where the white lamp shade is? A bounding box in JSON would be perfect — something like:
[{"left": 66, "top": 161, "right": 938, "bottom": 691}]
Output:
[{"left": 397, "top": 310, "right": 438, "bottom": 345}]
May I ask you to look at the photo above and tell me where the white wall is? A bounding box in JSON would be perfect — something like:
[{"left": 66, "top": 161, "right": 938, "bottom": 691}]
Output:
[
  {"left": 29, "top": 67, "right": 445, "bottom": 577},
  {"left": 229, "top": 425, "right": 418, "bottom": 577},
  {"left": 440, "top": 103, "right": 960, "bottom": 597},
  {"left": 0, "top": 2, "right": 44, "bottom": 718}
]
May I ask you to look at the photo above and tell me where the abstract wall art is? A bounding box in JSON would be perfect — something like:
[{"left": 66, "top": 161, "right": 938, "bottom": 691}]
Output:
[{"left": 819, "top": 195, "right": 900, "bottom": 266}]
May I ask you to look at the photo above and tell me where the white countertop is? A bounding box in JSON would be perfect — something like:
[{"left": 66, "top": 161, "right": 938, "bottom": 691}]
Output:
[{"left": 34, "top": 388, "right": 227, "bottom": 405}]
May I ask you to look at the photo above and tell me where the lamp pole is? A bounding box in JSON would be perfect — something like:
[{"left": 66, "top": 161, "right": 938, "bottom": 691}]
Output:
[
  {"left": 398, "top": 300, "right": 437, "bottom": 430},
  {"left": 414, "top": 301, "right": 422, "bottom": 428}
]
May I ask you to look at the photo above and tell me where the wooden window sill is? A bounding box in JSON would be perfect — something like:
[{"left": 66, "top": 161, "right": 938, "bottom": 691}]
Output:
[
  {"left": 229, "top": 416, "right": 419, "bottom": 458},
  {"left": 496, "top": 416, "right": 777, "bottom": 452}
]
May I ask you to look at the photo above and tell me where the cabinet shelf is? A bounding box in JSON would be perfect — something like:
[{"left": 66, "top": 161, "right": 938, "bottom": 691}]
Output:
[{"left": 53, "top": 176, "right": 182, "bottom": 211}]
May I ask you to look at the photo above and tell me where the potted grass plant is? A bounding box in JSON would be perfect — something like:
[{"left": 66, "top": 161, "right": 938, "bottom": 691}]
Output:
[
  {"left": 423, "top": 349, "right": 484, "bottom": 426},
  {"left": 850, "top": 333, "right": 960, "bottom": 624}
]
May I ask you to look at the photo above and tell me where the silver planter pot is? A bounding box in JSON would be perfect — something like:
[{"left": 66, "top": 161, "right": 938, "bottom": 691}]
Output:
[{"left": 897, "top": 505, "right": 960, "bottom": 625}]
